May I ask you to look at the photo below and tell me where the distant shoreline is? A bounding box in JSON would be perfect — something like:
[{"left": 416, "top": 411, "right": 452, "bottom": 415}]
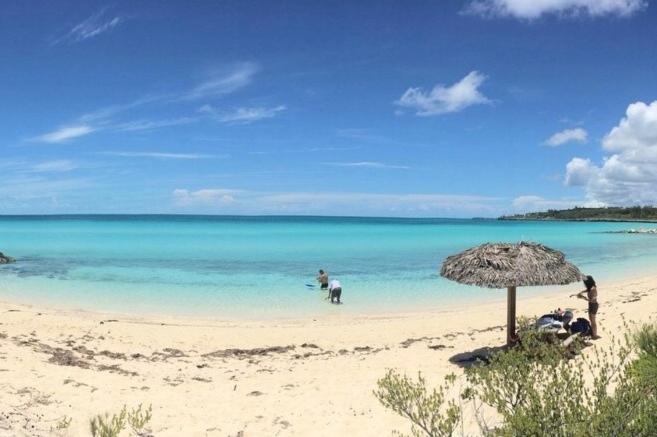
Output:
[
  {"left": 499, "top": 217, "right": 657, "bottom": 224},
  {"left": 499, "top": 206, "right": 657, "bottom": 223}
]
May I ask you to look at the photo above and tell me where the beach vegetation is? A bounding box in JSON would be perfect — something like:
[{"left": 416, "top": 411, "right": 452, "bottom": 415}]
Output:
[
  {"left": 500, "top": 206, "right": 657, "bottom": 222},
  {"left": 89, "top": 404, "right": 152, "bottom": 437},
  {"left": 374, "top": 370, "right": 461, "bottom": 437},
  {"left": 127, "top": 404, "right": 153, "bottom": 435},
  {"left": 376, "top": 322, "right": 657, "bottom": 436},
  {"left": 89, "top": 407, "right": 127, "bottom": 437},
  {"left": 51, "top": 415, "right": 72, "bottom": 433}
]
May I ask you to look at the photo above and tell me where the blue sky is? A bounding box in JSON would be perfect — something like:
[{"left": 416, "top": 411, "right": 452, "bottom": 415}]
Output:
[{"left": 2, "top": 0, "right": 657, "bottom": 216}]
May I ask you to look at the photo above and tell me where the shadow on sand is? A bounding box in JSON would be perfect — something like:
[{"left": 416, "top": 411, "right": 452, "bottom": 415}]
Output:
[{"left": 449, "top": 344, "right": 506, "bottom": 368}]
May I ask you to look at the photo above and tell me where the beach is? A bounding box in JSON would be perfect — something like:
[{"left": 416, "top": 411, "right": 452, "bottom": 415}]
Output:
[
  {"left": 5, "top": 1, "right": 657, "bottom": 434},
  {"left": 1, "top": 273, "right": 656, "bottom": 436}
]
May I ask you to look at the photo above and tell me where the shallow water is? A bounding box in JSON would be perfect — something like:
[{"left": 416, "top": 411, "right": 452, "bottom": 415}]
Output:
[{"left": 0, "top": 215, "right": 655, "bottom": 318}]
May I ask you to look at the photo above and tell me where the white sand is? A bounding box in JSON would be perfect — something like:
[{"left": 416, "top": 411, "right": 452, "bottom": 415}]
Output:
[{"left": 1, "top": 275, "right": 655, "bottom": 436}]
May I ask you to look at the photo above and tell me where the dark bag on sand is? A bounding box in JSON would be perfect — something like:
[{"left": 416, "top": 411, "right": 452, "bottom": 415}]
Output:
[{"left": 570, "top": 318, "right": 591, "bottom": 336}]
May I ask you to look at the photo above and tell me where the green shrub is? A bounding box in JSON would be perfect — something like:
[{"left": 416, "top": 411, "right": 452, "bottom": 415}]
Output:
[
  {"left": 374, "top": 370, "right": 461, "bottom": 437},
  {"left": 89, "top": 404, "right": 152, "bottom": 437},
  {"left": 127, "top": 404, "right": 152, "bottom": 435},
  {"left": 90, "top": 407, "right": 127, "bottom": 437},
  {"left": 376, "top": 322, "right": 657, "bottom": 437}
]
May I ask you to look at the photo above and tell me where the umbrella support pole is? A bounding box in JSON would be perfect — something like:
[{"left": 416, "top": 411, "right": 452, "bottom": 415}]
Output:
[{"left": 507, "top": 286, "right": 517, "bottom": 346}]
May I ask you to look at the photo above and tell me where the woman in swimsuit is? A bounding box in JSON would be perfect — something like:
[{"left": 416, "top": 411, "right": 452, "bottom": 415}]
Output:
[{"left": 576, "top": 275, "right": 600, "bottom": 339}]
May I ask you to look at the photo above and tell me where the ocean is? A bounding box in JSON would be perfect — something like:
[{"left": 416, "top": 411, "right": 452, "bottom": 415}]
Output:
[{"left": 0, "top": 215, "right": 655, "bottom": 318}]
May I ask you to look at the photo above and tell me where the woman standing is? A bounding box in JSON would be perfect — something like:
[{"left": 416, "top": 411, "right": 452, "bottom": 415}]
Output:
[{"left": 576, "top": 275, "right": 601, "bottom": 339}]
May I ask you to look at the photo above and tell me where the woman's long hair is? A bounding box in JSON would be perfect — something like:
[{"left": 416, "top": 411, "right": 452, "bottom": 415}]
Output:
[{"left": 583, "top": 275, "right": 596, "bottom": 290}]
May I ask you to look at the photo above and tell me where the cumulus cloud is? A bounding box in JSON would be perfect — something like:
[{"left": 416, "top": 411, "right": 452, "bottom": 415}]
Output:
[
  {"left": 544, "top": 128, "right": 588, "bottom": 146},
  {"left": 34, "top": 125, "right": 95, "bottom": 143},
  {"left": 564, "top": 100, "right": 657, "bottom": 205},
  {"left": 395, "top": 71, "right": 490, "bottom": 116},
  {"left": 465, "top": 0, "right": 647, "bottom": 19},
  {"left": 564, "top": 157, "right": 596, "bottom": 186},
  {"left": 199, "top": 104, "right": 286, "bottom": 124}
]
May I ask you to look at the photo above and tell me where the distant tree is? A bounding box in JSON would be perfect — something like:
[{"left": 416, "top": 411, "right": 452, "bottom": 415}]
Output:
[{"left": 500, "top": 206, "right": 657, "bottom": 222}]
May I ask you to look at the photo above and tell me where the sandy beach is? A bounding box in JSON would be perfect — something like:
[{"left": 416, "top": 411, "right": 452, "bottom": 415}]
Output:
[{"left": 1, "top": 274, "right": 656, "bottom": 436}]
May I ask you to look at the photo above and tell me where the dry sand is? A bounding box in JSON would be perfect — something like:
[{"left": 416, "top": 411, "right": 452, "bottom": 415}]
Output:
[{"left": 1, "top": 275, "right": 656, "bottom": 436}]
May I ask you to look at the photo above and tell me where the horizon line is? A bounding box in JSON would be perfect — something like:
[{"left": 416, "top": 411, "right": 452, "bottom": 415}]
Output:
[{"left": 0, "top": 213, "right": 497, "bottom": 220}]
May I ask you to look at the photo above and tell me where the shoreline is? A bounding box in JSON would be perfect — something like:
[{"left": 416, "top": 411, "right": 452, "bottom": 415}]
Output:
[
  {"left": 1, "top": 271, "right": 657, "bottom": 435},
  {"left": 1, "top": 265, "right": 655, "bottom": 323},
  {"left": 0, "top": 277, "right": 637, "bottom": 326}
]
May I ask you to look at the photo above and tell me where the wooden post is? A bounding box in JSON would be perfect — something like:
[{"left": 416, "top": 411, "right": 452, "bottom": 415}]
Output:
[{"left": 507, "top": 286, "right": 517, "bottom": 346}]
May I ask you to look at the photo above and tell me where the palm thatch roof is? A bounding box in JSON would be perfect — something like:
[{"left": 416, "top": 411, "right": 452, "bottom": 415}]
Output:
[{"left": 440, "top": 242, "right": 582, "bottom": 289}]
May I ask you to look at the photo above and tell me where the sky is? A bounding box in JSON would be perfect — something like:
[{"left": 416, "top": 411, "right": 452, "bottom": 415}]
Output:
[{"left": 2, "top": 0, "right": 657, "bottom": 217}]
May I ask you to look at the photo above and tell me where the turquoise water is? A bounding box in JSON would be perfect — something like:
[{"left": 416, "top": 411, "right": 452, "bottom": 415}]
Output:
[{"left": 0, "top": 215, "right": 656, "bottom": 318}]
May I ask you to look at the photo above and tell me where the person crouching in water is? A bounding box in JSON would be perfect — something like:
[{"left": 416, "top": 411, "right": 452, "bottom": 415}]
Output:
[
  {"left": 576, "top": 275, "right": 600, "bottom": 339},
  {"left": 328, "top": 279, "right": 342, "bottom": 304},
  {"left": 317, "top": 269, "right": 329, "bottom": 290}
]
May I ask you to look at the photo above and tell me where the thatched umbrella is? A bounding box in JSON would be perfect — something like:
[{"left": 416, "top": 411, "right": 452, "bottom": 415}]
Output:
[{"left": 440, "top": 242, "right": 582, "bottom": 345}]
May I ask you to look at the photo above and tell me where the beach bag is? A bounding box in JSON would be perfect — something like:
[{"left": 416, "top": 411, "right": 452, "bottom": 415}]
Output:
[
  {"left": 570, "top": 318, "right": 591, "bottom": 336},
  {"left": 536, "top": 314, "right": 562, "bottom": 332}
]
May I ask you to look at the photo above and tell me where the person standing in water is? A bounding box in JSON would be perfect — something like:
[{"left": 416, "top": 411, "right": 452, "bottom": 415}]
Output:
[
  {"left": 317, "top": 269, "right": 329, "bottom": 290},
  {"left": 328, "top": 279, "right": 342, "bottom": 304},
  {"left": 575, "top": 275, "right": 600, "bottom": 339}
]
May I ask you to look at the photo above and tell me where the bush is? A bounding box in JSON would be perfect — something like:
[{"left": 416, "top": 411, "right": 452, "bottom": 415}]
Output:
[
  {"left": 89, "top": 404, "right": 153, "bottom": 437},
  {"left": 376, "top": 322, "right": 657, "bottom": 437},
  {"left": 374, "top": 371, "right": 461, "bottom": 437},
  {"left": 89, "top": 407, "right": 127, "bottom": 437}
]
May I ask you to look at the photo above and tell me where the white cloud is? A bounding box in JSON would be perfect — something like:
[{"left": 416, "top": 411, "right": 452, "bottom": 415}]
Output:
[
  {"left": 544, "top": 127, "right": 588, "bottom": 147},
  {"left": 31, "top": 63, "right": 263, "bottom": 143},
  {"left": 0, "top": 176, "right": 89, "bottom": 201},
  {"left": 32, "top": 160, "right": 77, "bottom": 172},
  {"left": 34, "top": 125, "right": 95, "bottom": 143},
  {"left": 395, "top": 71, "right": 490, "bottom": 116},
  {"left": 465, "top": 0, "right": 646, "bottom": 19},
  {"left": 182, "top": 63, "right": 258, "bottom": 100},
  {"left": 51, "top": 7, "right": 124, "bottom": 45},
  {"left": 172, "top": 188, "right": 503, "bottom": 216},
  {"left": 564, "top": 157, "right": 596, "bottom": 186},
  {"left": 106, "top": 152, "right": 215, "bottom": 160},
  {"left": 326, "top": 161, "right": 410, "bottom": 169},
  {"left": 511, "top": 195, "right": 600, "bottom": 212},
  {"left": 602, "top": 101, "right": 657, "bottom": 152},
  {"left": 564, "top": 100, "right": 657, "bottom": 205},
  {"left": 172, "top": 189, "right": 239, "bottom": 206},
  {"left": 114, "top": 117, "right": 196, "bottom": 132},
  {"left": 200, "top": 104, "right": 286, "bottom": 124}
]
